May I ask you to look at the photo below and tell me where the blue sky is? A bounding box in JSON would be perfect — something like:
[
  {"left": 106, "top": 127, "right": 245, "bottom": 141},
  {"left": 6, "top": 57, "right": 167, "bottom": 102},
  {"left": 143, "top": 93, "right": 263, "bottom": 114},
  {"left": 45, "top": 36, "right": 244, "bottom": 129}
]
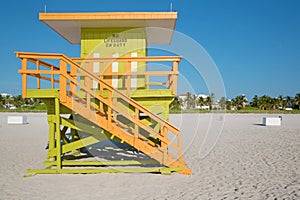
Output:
[{"left": 0, "top": 0, "right": 299, "bottom": 100}]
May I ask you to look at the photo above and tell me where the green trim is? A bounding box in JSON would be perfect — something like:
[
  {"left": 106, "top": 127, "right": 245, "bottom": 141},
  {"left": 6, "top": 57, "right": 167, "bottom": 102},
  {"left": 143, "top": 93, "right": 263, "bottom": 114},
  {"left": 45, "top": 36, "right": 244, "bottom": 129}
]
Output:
[
  {"left": 26, "top": 89, "right": 59, "bottom": 98},
  {"left": 130, "top": 89, "right": 174, "bottom": 98},
  {"left": 27, "top": 167, "right": 182, "bottom": 174},
  {"left": 55, "top": 97, "right": 62, "bottom": 169},
  {"left": 48, "top": 136, "right": 103, "bottom": 157},
  {"left": 44, "top": 160, "right": 159, "bottom": 167}
]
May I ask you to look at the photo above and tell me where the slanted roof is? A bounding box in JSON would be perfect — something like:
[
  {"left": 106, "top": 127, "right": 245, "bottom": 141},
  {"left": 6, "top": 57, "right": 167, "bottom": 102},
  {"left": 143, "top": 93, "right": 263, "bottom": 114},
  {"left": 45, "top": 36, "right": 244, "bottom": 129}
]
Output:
[{"left": 39, "top": 12, "right": 178, "bottom": 44}]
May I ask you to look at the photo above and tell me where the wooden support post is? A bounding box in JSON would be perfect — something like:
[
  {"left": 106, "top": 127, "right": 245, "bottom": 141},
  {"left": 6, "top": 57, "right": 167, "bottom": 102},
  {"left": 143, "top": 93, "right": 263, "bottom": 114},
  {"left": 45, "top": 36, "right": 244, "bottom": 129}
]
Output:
[
  {"left": 36, "top": 60, "right": 40, "bottom": 89},
  {"left": 112, "top": 97, "right": 117, "bottom": 121},
  {"left": 85, "top": 62, "right": 92, "bottom": 110},
  {"left": 107, "top": 91, "right": 112, "bottom": 131},
  {"left": 145, "top": 74, "right": 149, "bottom": 90},
  {"left": 59, "top": 60, "right": 67, "bottom": 103},
  {"left": 125, "top": 61, "right": 131, "bottom": 96},
  {"left": 70, "top": 64, "right": 77, "bottom": 95},
  {"left": 55, "top": 98, "right": 62, "bottom": 170},
  {"left": 161, "top": 126, "right": 168, "bottom": 164},
  {"left": 99, "top": 62, "right": 104, "bottom": 96},
  {"left": 51, "top": 66, "right": 55, "bottom": 89},
  {"left": 177, "top": 134, "right": 184, "bottom": 164},
  {"left": 71, "top": 128, "right": 78, "bottom": 141},
  {"left": 171, "top": 61, "right": 179, "bottom": 95},
  {"left": 47, "top": 115, "right": 55, "bottom": 160},
  {"left": 21, "top": 58, "right": 27, "bottom": 98},
  {"left": 134, "top": 108, "right": 139, "bottom": 145}
]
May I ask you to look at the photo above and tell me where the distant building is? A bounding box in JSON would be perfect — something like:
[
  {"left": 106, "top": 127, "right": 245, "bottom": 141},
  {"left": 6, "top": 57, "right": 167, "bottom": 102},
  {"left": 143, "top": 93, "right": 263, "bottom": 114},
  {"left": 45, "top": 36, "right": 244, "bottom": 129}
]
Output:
[
  {"left": 197, "top": 94, "right": 208, "bottom": 99},
  {"left": 178, "top": 94, "right": 188, "bottom": 110},
  {"left": 0, "top": 93, "right": 12, "bottom": 98},
  {"left": 178, "top": 93, "right": 209, "bottom": 110}
]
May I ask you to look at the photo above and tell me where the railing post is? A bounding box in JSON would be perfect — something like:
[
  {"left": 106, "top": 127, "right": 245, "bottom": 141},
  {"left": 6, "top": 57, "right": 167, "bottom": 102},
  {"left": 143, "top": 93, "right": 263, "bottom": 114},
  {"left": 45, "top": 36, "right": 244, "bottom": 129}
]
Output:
[
  {"left": 36, "top": 60, "right": 41, "bottom": 89},
  {"left": 59, "top": 59, "right": 67, "bottom": 103},
  {"left": 134, "top": 108, "right": 139, "bottom": 138},
  {"left": 125, "top": 61, "right": 131, "bottom": 96},
  {"left": 21, "top": 58, "right": 27, "bottom": 98},
  {"left": 161, "top": 125, "right": 168, "bottom": 164},
  {"left": 171, "top": 61, "right": 179, "bottom": 95},
  {"left": 99, "top": 61, "right": 104, "bottom": 114},
  {"left": 107, "top": 90, "right": 112, "bottom": 130},
  {"left": 51, "top": 65, "right": 55, "bottom": 89},
  {"left": 85, "top": 62, "right": 92, "bottom": 110},
  {"left": 177, "top": 133, "right": 184, "bottom": 164},
  {"left": 99, "top": 61, "right": 104, "bottom": 95},
  {"left": 145, "top": 74, "right": 149, "bottom": 90},
  {"left": 70, "top": 63, "right": 77, "bottom": 95}
]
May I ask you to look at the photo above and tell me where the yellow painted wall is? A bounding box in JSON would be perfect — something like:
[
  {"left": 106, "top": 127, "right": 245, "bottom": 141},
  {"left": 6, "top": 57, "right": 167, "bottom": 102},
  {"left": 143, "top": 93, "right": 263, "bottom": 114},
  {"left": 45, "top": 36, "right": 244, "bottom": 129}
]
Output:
[{"left": 81, "top": 28, "right": 147, "bottom": 89}]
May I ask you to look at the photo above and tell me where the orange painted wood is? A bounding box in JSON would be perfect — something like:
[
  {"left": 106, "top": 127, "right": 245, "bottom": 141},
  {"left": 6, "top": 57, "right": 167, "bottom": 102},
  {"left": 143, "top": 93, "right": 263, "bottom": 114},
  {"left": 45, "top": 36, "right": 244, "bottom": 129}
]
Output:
[{"left": 15, "top": 52, "right": 191, "bottom": 174}]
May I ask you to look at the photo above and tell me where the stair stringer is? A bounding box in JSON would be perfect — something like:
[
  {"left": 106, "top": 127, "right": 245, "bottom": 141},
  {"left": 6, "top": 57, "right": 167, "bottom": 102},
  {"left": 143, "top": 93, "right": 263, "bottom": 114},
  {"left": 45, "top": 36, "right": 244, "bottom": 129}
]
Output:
[{"left": 63, "top": 95, "right": 191, "bottom": 174}]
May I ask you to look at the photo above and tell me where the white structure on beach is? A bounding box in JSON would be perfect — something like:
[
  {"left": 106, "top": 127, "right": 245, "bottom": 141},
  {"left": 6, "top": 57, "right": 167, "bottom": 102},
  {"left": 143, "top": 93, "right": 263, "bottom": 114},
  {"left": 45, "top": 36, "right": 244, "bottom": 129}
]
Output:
[
  {"left": 0, "top": 93, "right": 12, "bottom": 98},
  {"left": 178, "top": 93, "right": 209, "bottom": 110}
]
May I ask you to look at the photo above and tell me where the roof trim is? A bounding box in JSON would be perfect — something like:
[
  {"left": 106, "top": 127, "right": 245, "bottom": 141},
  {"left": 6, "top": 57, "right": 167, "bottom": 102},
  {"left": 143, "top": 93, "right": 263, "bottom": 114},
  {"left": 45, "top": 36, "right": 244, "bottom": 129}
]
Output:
[
  {"left": 39, "top": 12, "right": 177, "bottom": 20},
  {"left": 39, "top": 12, "right": 178, "bottom": 44}
]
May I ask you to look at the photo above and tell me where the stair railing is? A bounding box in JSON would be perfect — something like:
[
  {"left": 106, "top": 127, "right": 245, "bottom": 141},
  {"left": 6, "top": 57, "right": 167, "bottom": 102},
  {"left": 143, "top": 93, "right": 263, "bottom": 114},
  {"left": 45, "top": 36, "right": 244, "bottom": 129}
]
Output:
[{"left": 16, "top": 52, "right": 184, "bottom": 164}]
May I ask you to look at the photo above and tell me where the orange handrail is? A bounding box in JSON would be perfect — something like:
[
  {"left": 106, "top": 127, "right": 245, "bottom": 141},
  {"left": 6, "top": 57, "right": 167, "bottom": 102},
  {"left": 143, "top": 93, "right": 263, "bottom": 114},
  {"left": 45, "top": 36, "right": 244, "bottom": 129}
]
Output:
[{"left": 16, "top": 52, "right": 184, "bottom": 165}]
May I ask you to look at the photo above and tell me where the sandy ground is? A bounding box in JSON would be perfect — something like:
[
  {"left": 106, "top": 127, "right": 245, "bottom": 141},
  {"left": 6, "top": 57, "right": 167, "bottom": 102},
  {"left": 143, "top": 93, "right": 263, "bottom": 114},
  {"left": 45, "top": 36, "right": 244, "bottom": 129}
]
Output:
[{"left": 0, "top": 112, "right": 299, "bottom": 199}]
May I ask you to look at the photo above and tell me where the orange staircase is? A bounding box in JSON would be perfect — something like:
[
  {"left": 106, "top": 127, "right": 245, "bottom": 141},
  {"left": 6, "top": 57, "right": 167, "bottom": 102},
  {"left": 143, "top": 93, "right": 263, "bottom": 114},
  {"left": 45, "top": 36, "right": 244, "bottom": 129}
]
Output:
[{"left": 16, "top": 52, "right": 191, "bottom": 175}]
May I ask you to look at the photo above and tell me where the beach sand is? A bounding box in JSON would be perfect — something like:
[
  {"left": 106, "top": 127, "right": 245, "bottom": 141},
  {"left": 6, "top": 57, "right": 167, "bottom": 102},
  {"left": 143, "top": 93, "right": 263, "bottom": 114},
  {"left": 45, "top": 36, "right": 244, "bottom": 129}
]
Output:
[{"left": 0, "top": 112, "right": 299, "bottom": 199}]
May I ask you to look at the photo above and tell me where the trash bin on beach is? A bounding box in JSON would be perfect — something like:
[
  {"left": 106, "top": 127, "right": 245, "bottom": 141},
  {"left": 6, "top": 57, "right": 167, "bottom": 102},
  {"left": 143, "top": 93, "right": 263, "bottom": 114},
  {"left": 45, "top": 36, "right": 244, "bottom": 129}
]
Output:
[
  {"left": 7, "top": 116, "right": 28, "bottom": 125},
  {"left": 262, "top": 116, "right": 281, "bottom": 126}
]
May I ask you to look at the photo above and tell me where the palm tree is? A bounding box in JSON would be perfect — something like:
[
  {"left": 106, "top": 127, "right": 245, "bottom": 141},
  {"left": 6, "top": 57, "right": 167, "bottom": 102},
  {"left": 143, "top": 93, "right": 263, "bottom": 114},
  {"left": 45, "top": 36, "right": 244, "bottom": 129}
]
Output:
[
  {"left": 277, "top": 95, "right": 284, "bottom": 109},
  {"left": 197, "top": 96, "right": 205, "bottom": 107},
  {"left": 270, "top": 97, "right": 278, "bottom": 110},
  {"left": 258, "top": 95, "right": 269, "bottom": 110},
  {"left": 13, "top": 95, "right": 24, "bottom": 108},
  {"left": 170, "top": 96, "right": 181, "bottom": 110},
  {"left": 219, "top": 97, "right": 226, "bottom": 110},
  {"left": 293, "top": 93, "right": 300, "bottom": 109},
  {"left": 209, "top": 93, "right": 215, "bottom": 103},
  {"left": 232, "top": 95, "right": 246, "bottom": 110},
  {"left": 0, "top": 95, "right": 3, "bottom": 107},
  {"left": 285, "top": 96, "right": 292, "bottom": 108},
  {"left": 226, "top": 99, "right": 232, "bottom": 110},
  {"left": 257, "top": 95, "right": 278, "bottom": 110},
  {"left": 251, "top": 95, "right": 258, "bottom": 107},
  {"left": 186, "top": 92, "right": 196, "bottom": 110},
  {"left": 206, "top": 96, "right": 212, "bottom": 110},
  {"left": 4, "top": 95, "right": 11, "bottom": 107},
  {"left": 204, "top": 93, "right": 214, "bottom": 110}
]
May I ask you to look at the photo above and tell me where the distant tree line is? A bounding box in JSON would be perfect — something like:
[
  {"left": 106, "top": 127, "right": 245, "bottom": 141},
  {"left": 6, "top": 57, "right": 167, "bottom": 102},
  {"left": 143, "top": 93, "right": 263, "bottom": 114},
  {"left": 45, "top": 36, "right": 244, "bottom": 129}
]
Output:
[
  {"left": 223, "top": 93, "right": 300, "bottom": 110},
  {"left": 0, "top": 94, "right": 43, "bottom": 110},
  {"left": 170, "top": 92, "right": 215, "bottom": 110},
  {"left": 170, "top": 92, "right": 300, "bottom": 111}
]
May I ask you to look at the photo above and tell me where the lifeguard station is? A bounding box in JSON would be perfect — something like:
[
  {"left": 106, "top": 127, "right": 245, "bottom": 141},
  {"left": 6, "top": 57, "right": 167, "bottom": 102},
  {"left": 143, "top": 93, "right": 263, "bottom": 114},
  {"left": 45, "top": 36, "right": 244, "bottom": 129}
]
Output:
[{"left": 16, "top": 12, "right": 191, "bottom": 175}]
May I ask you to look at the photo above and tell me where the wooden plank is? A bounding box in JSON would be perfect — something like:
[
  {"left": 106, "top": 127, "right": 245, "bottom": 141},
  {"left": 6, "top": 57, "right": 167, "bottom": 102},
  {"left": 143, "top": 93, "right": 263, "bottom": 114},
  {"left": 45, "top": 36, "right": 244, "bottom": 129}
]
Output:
[
  {"left": 44, "top": 160, "right": 159, "bottom": 167},
  {"left": 55, "top": 98, "right": 62, "bottom": 169},
  {"left": 48, "top": 136, "right": 102, "bottom": 157},
  {"left": 21, "top": 58, "right": 27, "bottom": 98},
  {"left": 26, "top": 89, "right": 59, "bottom": 98},
  {"left": 72, "top": 56, "right": 181, "bottom": 62},
  {"left": 59, "top": 60, "right": 68, "bottom": 103},
  {"left": 27, "top": 167, "right": 182, "bottom": 174}
]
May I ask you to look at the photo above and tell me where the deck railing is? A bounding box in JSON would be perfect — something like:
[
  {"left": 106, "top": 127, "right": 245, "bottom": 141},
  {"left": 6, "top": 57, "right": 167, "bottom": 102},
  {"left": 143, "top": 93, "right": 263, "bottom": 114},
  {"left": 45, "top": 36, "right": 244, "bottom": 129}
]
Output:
[{"left": 72, "top": 56, "right": 180, "bottom": 96}]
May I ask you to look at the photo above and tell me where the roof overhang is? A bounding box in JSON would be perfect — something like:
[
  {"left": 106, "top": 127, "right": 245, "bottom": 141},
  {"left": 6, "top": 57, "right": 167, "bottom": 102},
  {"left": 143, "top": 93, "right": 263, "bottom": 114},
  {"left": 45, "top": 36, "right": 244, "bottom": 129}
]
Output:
[{"left": 39, "top": 12, "right": 178, "bottom": 44}]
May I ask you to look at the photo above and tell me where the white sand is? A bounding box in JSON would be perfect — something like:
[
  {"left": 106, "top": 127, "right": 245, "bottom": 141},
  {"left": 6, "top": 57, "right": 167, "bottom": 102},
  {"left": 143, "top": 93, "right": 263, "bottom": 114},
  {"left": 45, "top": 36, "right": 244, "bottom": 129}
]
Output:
[{"left": 0, "top": 112, "right": 299, "bottom": 199}]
